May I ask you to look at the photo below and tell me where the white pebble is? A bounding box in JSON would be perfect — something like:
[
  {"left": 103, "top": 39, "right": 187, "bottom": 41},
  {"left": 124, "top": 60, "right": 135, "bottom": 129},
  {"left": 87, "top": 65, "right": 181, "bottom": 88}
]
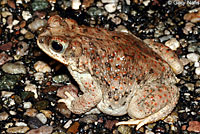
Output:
[
  {"left": 24, "top": 84, "right": 38, "bottom": 99},
  {"left": 23, "top": 102, "right": 32, "bottom": 109},
  {"left": 101, "top": 0, "right": 118, "bottom": 3},
  {"left": 195, "top": 67, "right": 200, "bottom": 75},
  {"left": 2, "top": 62, "right": 26, "bottom": 74},
  {"left": 9, "top": 111, "right": 17, "bottom": 115},
  {"left": 36, "top": 113, "right": 47, "bottom": 124},
  {"left": 1, "top": 91, "right": 14, "bottom": 98},
  {"left": 34, "top": 61, "right": 51, "bottom": 73},
  {"left": 22, "top": 11, "right": 32, "bottom": 21},
  {"left": 12, "top": 20, "right": 19, "bottom": 25},
  {"left": 64, "top": 120, "right": 72, "bottom": 129},
  {"left": 28, "top": 18, "right": 47, "bottom": 32},
  {"left": 15, "top": 122, "right": 27, "bottom": 127},
  {"left": 187, "top": 53, "right": 200, "bottom": 62},
  {"left": 105, "top": 3, "right": 117, "bottom": 13},
  {"left": 194, "top": 61, "right": 199, "bottom": 67},
  {"left": 72, "top": 0, "right": 81, "bottom": 10},
  {"left": 165, "top": 38, "right": 180, "bottom": 50}
]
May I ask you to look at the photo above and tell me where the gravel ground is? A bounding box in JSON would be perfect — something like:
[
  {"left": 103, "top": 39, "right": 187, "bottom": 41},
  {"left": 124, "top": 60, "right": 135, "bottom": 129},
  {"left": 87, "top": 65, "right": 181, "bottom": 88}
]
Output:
[{"left": 0, "top": 0, "right": 200, "bottom": 134}]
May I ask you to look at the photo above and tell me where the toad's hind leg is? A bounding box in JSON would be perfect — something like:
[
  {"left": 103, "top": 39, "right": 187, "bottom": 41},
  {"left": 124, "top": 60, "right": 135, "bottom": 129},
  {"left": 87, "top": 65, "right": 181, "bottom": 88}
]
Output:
[{"left": 116, "top": 84, "right": 179, "bottom": 130}]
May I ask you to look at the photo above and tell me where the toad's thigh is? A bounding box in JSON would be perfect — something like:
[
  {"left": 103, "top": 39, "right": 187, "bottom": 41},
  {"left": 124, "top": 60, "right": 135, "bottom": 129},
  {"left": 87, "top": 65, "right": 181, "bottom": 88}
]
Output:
[{"left": 127, "top": 83, "right": 179, "bottom": 119}]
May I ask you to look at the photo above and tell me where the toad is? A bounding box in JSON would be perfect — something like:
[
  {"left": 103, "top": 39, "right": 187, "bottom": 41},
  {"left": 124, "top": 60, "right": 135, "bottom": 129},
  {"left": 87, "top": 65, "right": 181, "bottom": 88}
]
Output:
[{"left": 37, "top": 15, "right": 183, "bottom": 130}]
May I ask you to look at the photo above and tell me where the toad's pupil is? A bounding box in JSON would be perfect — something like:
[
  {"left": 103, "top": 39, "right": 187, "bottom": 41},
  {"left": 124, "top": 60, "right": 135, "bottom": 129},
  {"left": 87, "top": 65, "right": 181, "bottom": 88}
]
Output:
[{"left": 51, "top": 41, "right": 63, "bottom": 52}]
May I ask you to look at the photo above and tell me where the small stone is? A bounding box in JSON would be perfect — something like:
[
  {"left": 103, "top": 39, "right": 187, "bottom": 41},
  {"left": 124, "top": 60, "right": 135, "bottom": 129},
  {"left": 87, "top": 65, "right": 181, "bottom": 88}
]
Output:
[
  {"left": 2, "top": 62, "right": 26, "bottom": 74},
  {"left": 0, "top": 42, "right": 13, "bottom": 51},
  {"left": 184, "top": 83, "right": 194, "bottom": 91},
  {"left": 0, "top": 74, "right": 21, "bottom": 90},
  {"left": 1, "top": 11, "right": 12, "bottom": 17},
  {"left": 27, "top": 117, "right": 43, "bottom": 129},
  {"left": 82, "top": 0, "right": 94, "bottom": 9},
  {"left": 40, "top": 110, "right": 52, "bottom": 118},
  {"left": 0, "top": 112, "right": 9, "bottom": 121},
  {"left": 6, "top": 126, "right": 30, "bottom": 133},
  {"left": 79, "top": 115, "right": 98, "bottom": 124},
  {"left": 187, "top": 53, "right": 200, "bottom": 62},
  {"left": 28, "top": 18, "right": 47, "bottom": 32},
  {"left": 183, "top": 22, "right": 195, "bottom": 35},
  {"left": 195, "top": 67, "right": 200, "bottom": 75},
  {"left": 22, "top": 11, "right": 32, "bottom": 21},
  {"left": 53, "top": 74, "right": 69, "bottom": 83},
  {"left": 101, "top": 0, "right": 118, "bottom": 3},
  {"left": 105, "top": 3, "right": 117, "bottom": 13},
  {"left": 8, "top": 0, "right": 16, "bottom": 9},
  {"left": 67, "top": 122, "right": 80, "bottom": 134},
  {"left": 36, "top": 113, "right": 47, "bottom": 124},
  {"left": 16, "top": 41, "right": 29, "bottom": 57},
  {"left": 187, "top": 121, "right": 200, "bottom": 133},
  {"left": 184, "top": 10, "right": 200, "bottom": 23},
  {"left": 56, "top": 103, "right": 71, "bottom": 118},
  {"left": 24, "top": 109, "right": 38, "bottom": 117},
  {"left": 1, "top": 91, "right": 14, "bottom": 98},
  {"left": 34, "top": 72, "right": 44, "bottom": 81},
  {"left": 117, "top": 125, "right": 132, "bottom": 134},
  {"left": 23, "top": 102, "right": 32, "bottom": 109},
  {"left": 25, "top": 84, "right": 38, "bottom": 99},
  {"left": 26, "top": 125, "right": 53, "bottom": 134},
  {"left": 34, "top": 61, "right": 51, "bottom": 73},
  {"left": 64, "top": 120, "right": 72, "bottom": 129},
  {"left": 25, "top": 31, "right": 34, "bottom": 39},
  {"left": 165, "top": 38, "right": 180, "bottom": 50},
  {"left": 105, "top": 120, "right": 118, "bottom": 130},
  {"left": 31, "top": 0, "right": 49, "bottom": 11},
  {"left": 35, "top": 100, "right": 49, "bottom": 110},
  {"left": 72, "top": 0, "right": 81, "bottom": 9}
]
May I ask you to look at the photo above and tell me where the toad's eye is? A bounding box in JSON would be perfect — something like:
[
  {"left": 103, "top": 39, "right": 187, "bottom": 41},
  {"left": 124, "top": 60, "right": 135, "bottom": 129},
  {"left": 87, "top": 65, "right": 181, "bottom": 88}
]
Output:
[{"left": 50, "top": 41, "right": 63, "bottom": 52}]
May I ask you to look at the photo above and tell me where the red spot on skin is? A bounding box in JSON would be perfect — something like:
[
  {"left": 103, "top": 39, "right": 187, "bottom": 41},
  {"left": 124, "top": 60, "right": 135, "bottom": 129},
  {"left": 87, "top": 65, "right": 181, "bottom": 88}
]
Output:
[
  {"left": 164, "top": 94, "right": 167, "bottom": 97},
  {"left": 120, "top": 87, "right": 123, "bottom": 90},
  {"left": 154, "top": 102, "right": 157, "bottom": 106},
  {"left": 85, "top": 82, "right": 88, "bottom": 85},
  {"left": 162, "top": 66, "right": 165, "bottom": 71},
  {"left": 143, "top": 95, "right": 146, "bottom": 98},
  {"left": 117, "top": 57, "right": 120, "bottom": 60},
  {"left": 159, "top": 89, "right": 163, "bottom": 92},
  {"left": 150, "top": 89, "right": 153, "bottom": 93},
  {"left": 96, "top": 71, "right": 99, "bottom": 74},
  {"left": 111, "top": 86, "right": 115, "bottom": 89},
  {"left": 158, "top": 95, "right": 162, "bottom": 99}
]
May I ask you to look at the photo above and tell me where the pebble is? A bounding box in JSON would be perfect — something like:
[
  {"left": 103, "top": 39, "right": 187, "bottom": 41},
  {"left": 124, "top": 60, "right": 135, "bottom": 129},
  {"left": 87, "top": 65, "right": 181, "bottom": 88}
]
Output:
[
  {"left": 183, "top": 22, "right": 195, "bottom": 35},
  {"left": 22, "top": 11, "right": 32, "bottom": 21},
  {"left": 186, "top": 53, "right": 200, "bottom": 62},
  {"left": 31, "top": 0, "right": 49, "bottom": 11},
  {"left": 79, "top": 115, "right": 98, "bottom": 124},
  {"left": 28, "top": 18, "right": 47, "bottom": 32},
  {"left": 2, "top": 62, "right": 26, "bottom": 74},
  {"left": 195, "top": 67, "right": 200, "bottom": 75},
  {"left": 40, "top": 110, "right": 52, "bottom": 118},
  {"left": 105, "top": 3, "right": 117, "bottom": 13},
  {"left": 23, "top": 102, "right": 32, "bottom": 109},
  {"left": 101, "top": 0, "right": 118, "bottom": 3},
  {"left": 56, "top": 102, "right": 71, "bottom": 118},
  {"left": 117, "top": 125, "right": 132, "bottom": 134},
  {"left": 34, "top": 72, "right": 44, "bottom": 81},
  {"left": 1, "top": 91, "right": 14, "bottom": 98},
  {"left": 82, "top": 0, "right": 95, "bottom": 9},
  {"left": 28, "top": 117, "right": 43, "bottom": 129},
  {"left": 24, "top": 84, "right": 38, "bottom": 99},
  {"left": 26, "top": 125, "right": 53, "bottom": 134},
  {"left": 72, "top": 0, "right": 81, "bottom": 9},
  {"left": 187, "top": 121, "right": 200, "bottom": 133},
  {"left": 6, "top": 126, "right": 30, "bottom": 133},
  {"left": 25, "top": 31, "right": 34, "bottom": 39},
  {"left": 64, "top": 120, "right": 72, "bottom": 129},
  {"left": 165, "top": 38, "right": 180, "bottom": 50},
  {"left": 0, "top": 111, "right": 9, "bottom": 121},
  {"left": 67, "top": 122, "right": 80, "bottom": 134},
  {"left": 34, "top": 61, "right": 51, "bottom": 73},
  {"left": 16, "top": 41, "right": 29, "bottom": 57},
  {"left": 24, "top": 109, "right": 38, "bottom": 117},
  {"left": 36, "top": 113, "right": 47, "bottom": 124},
  {"left": 0, "top": 42, "right": 13, "bottom": 51},
  {"left": 184, "top": 10, "right": 200, "bottom": 23},
  {"left": 52, "top": 74, "right": 69, "bottom": 83},
  {"left": 0, "top": 74, "right": 21, "bottom": 90}
]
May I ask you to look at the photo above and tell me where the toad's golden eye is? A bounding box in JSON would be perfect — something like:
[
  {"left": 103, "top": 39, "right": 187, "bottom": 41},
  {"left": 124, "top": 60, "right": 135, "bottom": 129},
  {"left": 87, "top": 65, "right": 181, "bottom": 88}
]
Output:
[{"left": 50, "top": 41, "right": 63, "bottom": 53}]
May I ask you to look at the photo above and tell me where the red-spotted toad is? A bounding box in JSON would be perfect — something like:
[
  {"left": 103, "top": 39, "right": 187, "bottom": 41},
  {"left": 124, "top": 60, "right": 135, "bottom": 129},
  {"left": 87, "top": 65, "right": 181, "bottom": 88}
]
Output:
[{"left": 37, "top": 15, "right": 183, "bottom": 130}]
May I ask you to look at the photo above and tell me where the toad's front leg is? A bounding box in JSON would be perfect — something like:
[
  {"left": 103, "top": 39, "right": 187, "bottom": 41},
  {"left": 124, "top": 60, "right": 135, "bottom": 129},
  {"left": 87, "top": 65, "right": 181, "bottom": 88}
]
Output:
[{"left": 59, "top": 71, "right": 102, "bottom": 114}]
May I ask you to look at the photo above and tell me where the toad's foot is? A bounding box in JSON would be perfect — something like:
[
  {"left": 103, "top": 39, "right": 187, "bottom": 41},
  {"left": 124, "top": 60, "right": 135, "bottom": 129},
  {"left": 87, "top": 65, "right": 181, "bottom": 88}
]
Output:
[
  {"left": 58, "top": 91, "right": 75, "bottom": 110},
  {"left": 116, "top": 119, "right": 144, "bottom": 130}
]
